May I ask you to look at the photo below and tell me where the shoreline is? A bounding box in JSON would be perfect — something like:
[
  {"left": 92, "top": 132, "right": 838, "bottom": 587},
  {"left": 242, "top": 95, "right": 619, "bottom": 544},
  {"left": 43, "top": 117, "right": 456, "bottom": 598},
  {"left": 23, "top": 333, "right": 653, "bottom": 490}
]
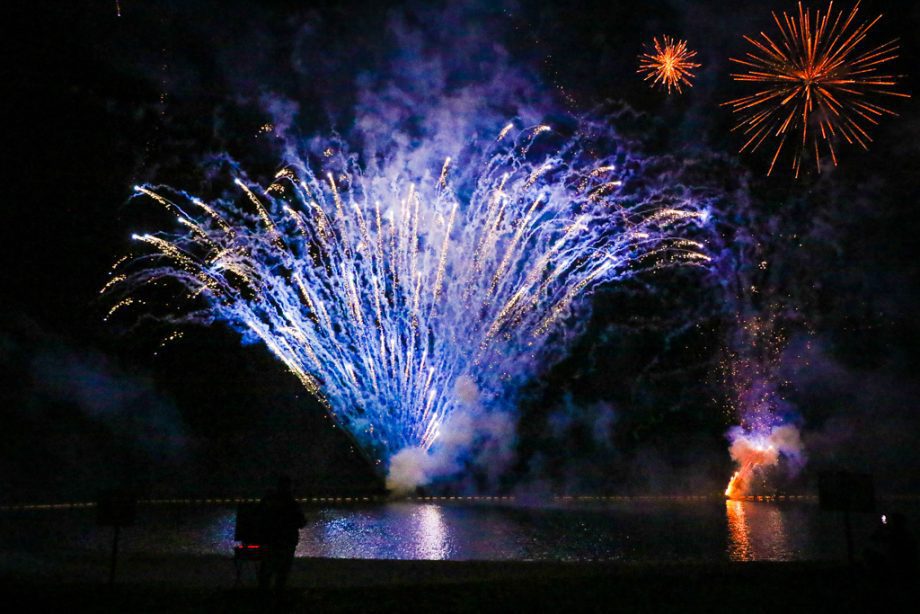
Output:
[
  {"left": 3, "top": 556, "right": 918, "bottom": 612},
  {"left": 3, "top": 492, "right": 920, "bottom": 512}
]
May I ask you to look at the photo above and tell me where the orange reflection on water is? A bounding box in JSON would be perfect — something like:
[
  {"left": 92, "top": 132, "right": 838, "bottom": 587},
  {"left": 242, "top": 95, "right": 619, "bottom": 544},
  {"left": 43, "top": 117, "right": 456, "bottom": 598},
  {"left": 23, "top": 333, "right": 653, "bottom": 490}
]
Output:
[
  {"left": 726, "top": 500, "right": 753, "bottom": 561},
  {"left": 726, "top": 500, "right": 794, "bottom": 561}
]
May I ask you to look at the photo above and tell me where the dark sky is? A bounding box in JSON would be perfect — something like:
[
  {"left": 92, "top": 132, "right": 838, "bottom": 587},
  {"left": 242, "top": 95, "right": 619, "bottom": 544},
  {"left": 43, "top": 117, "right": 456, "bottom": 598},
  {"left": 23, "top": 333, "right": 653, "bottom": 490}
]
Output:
[{"left": 2, "top": 0, "right": 919, "bottom": 501}]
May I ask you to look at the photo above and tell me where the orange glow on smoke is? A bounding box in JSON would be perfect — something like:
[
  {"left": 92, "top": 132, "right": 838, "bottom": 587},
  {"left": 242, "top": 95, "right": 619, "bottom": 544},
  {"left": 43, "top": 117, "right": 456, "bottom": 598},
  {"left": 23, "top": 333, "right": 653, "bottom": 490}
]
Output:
[
  {"left": 725, "top": 462, "right": 756, "bottom": 499},
  {"left": 725, "top": 471, "right": 743, "bottom": 498},
  {"left": 724, "top": 427, "right": 798, "bottom": 499}
]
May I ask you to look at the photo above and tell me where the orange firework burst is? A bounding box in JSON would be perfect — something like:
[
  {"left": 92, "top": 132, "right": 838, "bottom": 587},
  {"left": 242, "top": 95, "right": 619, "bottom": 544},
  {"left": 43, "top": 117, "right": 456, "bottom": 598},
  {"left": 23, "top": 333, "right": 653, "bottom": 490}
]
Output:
[
  {"left": 638, "top": 35, "right": 701, "bottom": 95},
  {"left": 724, "top": 1, "right": 910, "bottom": 177}
]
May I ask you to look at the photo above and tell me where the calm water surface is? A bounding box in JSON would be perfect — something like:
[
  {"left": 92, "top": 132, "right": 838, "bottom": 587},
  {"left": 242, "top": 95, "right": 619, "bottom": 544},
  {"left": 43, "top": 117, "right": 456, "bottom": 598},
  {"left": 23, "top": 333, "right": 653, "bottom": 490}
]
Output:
[{"left": 2, "top": 500, "right": 915, "bottom": 563}]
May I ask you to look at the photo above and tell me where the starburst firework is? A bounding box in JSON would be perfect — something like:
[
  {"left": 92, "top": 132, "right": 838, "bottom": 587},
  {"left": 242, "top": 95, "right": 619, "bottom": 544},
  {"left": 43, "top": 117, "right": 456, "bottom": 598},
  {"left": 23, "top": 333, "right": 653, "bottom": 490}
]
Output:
[
  {"left": 725, "top": 1, "right": 910, "bottom": 177},
  {"left": 638, "top": 35, "right": 701, "bottom": 95}
]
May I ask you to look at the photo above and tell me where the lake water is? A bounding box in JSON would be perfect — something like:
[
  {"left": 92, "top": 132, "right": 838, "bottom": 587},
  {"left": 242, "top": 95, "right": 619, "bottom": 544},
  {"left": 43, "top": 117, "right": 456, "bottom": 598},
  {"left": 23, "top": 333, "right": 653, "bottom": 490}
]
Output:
[{"left": 2, "top": 497, "right": 916, "bottom": 563}]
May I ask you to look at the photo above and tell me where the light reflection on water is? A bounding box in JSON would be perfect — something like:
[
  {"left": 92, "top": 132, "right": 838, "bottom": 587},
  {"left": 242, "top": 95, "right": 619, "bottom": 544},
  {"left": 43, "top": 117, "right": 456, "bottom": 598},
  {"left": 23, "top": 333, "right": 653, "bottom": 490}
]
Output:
[
  {"left": 416, "top": 504, "right": 449, "bottom": 560},
  {"left": 291, "top": 500, "right": 837, "bottom": 561},
  {"left": 726, "top": 500, "right": 808, "bottom": 561},
  {"left": 298, "top": 503, "right": 521, "bottom": 560},
  {"left": 3, "top": 500, "right": 914, "bottom": 563},
  {"left": 726, "top": 500, "right": 753, "bottom": 560}
]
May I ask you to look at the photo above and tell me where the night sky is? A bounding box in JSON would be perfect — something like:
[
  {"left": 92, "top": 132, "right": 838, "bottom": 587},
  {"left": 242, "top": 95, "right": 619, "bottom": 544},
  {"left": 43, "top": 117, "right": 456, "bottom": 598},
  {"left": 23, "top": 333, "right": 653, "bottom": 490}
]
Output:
[{"left": 3, "top": 0, "right": 919, "bottom": 502}]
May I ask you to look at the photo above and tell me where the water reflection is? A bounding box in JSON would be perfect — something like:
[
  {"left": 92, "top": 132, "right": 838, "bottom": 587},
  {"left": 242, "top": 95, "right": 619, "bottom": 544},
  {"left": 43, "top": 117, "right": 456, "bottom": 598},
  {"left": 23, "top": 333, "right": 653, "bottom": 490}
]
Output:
[
  {"left": 304, "top": 511, "right": 390, "bottom": 558},
  {"left": 726, "top": 500, "right": 795, "bottom": 561},
  {"left": 297, "top": 503, "right": 454, "bottom": 559},
  {"left": 6, "top": 499, "right": 882, "bottom": 563},
  {"left": 413, "top": 504, "right": 450, "bottom": 559},
  {"left": 207, "top": 510, "right": 237, "bottom": 554},
  {"left": 726, "top": 500, "right": 752, "bottom": 561}
]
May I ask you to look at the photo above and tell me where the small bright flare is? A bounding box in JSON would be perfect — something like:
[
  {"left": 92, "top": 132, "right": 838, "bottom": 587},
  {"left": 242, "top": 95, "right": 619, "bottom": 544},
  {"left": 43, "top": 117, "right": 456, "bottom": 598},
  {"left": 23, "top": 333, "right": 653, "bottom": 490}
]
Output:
[
  {"left": 638, "top": 35, "right": 701, "bottom": 95},
  {"left": 724, "top": 1, "right": 910, "bottom": 177}
]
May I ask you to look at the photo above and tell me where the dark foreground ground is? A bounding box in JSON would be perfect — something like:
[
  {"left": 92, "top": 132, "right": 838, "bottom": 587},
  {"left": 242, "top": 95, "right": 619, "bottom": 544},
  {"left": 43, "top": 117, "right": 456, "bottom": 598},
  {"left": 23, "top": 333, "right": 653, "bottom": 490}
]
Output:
[{"left": 2, "top": 556, "right": 919, "bottom": 613}]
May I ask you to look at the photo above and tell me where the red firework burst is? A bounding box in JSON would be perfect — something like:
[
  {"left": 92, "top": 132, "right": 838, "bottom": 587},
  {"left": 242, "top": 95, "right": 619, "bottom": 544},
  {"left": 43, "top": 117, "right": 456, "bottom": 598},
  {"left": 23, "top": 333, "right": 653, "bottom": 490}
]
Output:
[
  {"left": 724, "top": 1, "right": 910, "bottom": 177},
  {"left": 638, "top": 35, "right": 701, "bottom": 95}
]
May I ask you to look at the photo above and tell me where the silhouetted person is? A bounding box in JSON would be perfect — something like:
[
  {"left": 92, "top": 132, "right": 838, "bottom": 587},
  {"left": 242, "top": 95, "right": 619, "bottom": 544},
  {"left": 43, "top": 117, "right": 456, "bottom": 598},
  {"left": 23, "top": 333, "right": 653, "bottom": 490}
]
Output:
[{"left": 258, "top": 475, "right": 306, "bottom": 594}]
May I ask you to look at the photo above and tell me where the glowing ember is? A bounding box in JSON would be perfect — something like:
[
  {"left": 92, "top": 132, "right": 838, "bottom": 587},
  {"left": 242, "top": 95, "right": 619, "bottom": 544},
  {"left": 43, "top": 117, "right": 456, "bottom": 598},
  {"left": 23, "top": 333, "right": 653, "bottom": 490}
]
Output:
[
  {"left": 724, "top": 1, "right": 910, "bottom": 176},
  {"left": 637, "top": 35, "right": 701, "bottom": 95}
]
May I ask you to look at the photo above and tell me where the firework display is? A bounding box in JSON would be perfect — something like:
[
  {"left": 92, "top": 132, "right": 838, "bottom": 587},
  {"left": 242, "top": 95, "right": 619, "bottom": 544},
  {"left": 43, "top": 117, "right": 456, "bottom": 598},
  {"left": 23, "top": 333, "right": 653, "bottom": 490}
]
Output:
[
  {"left": 724, "top": 1, "right": 909, "bottom": 176},
  {"left": 95, "top": 2, "right": 913, "bottom": 498},
  {"left": 107, "top": 123, "right": 709, "bottom": 483},
  {"left": 638, "top": 35, "right": 701, "bottom": 95},
  {"left": 9, "top": 2, "right": 920, "bottom": 600}
]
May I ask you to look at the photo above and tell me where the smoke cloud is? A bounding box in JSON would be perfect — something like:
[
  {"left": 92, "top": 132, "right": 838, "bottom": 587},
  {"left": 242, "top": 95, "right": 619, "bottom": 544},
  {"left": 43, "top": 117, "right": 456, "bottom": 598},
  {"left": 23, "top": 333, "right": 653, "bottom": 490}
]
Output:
[
  {"left": 386, "top": 375, "right": 516, "bottom": 495},
  {"left": 0, "top": 319, "right": 189, "bottom": 502},
  {"left": 31, "top": 346, "right": 188, "bottom": 460},
  {"left": 725, "top": 423, "right": 805, "bottom": 496}
]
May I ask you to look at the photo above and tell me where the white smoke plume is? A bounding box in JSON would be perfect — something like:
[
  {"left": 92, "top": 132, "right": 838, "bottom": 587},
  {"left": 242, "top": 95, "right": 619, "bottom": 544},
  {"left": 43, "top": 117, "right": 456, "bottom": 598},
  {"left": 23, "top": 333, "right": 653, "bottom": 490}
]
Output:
[{"left": 386, "top": 375, "right": 514, "bottom": 495}]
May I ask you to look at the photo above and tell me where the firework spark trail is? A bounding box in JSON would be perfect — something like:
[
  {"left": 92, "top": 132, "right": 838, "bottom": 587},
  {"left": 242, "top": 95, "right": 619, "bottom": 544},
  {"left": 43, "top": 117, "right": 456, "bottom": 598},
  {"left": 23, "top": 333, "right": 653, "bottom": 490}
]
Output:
[
  {"left": 108, "top": 123, "right": 710, "bottom": 490},
  {"left": 721, "top": 310, "right": 806, "bottom": 498},
  {"left": 696, "top": 160, "right": 826, "bottom": 497},
  {"left": 724, "top": 1, "right": 910, "bottom": 177},
  {"left": 722, "top": 312, "right": 788, "bottom": 433},
  {"left": 638, "top": 35, "right": 701, "bottom": 95}
]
